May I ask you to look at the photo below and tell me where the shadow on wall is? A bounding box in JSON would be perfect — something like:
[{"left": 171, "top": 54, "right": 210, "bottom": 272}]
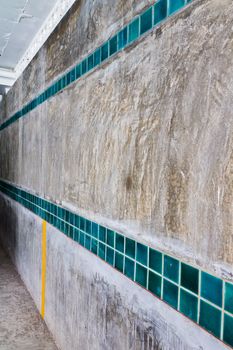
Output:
[{"left": 0, "top": 194, "right": 19, "bottom": 263}]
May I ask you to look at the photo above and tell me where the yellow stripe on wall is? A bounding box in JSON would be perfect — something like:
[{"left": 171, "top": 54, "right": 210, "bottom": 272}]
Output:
[{"left": 41, "top": 220, "right": 47, "bottom": 319}]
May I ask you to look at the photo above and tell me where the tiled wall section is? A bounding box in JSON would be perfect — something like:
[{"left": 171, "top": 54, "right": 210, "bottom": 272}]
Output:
[
  {"left": 0, "top": 0, "right": 193, "bottom": 131},
  {"left": 0, "top": 179, "right": 232, "bottom": 348}
]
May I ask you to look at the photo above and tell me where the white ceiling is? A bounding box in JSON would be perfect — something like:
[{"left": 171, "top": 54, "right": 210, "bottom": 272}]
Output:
[{"left": 0, "top": 0, "right": 77, "bottom": 93}]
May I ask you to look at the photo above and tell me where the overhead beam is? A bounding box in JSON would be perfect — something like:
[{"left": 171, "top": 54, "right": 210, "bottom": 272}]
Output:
[{"left": 0, "top": 68, "right": 16, "bottom": 87}]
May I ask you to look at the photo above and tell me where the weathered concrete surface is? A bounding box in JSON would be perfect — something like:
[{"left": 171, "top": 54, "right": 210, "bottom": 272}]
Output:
[
  {"left": 0, "top": 0, "right": 232, "bottom": 280},
  {"left": 0, "top": 193, "right": 229, "bottom": 350},
  {"left": 0, "top": 243, "right": 57, "bottom": 350}
]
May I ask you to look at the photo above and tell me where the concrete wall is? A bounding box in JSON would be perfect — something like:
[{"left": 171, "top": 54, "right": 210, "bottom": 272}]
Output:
[
  {"left": 0, "top": 192, "right": 228, "bottom": 350},
  {"left": 0, "top": 0, "right": 232, "bottom": 348}
]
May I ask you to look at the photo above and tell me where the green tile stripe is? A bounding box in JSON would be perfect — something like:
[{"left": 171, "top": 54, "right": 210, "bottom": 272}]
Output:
[
  {"left": 0, "top": 179, "right": 232, "bottom": 347},
  {"left": 0, "top": 0, "right": 193, "bottom": 132}
]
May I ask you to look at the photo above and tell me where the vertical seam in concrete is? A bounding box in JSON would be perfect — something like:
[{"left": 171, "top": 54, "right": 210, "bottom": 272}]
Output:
[{"left": 41, "top": 219, "right": 47, "bottom": 319}]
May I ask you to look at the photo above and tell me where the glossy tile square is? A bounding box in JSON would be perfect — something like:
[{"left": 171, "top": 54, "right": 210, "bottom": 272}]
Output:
[
  {"left": 124, "top": 257, "right": 135, "bottom": 280},
  {"left": 92, "top": 222, "right": 98, "bottom": 238},
  {"left": 101, "top": 43, "right": 109, "bottom": 62},
  {"left": 91, "top": 238, "right": 98, "bottom": 254},
  {"left": 125, "top": 238, "right": 135, "bottom": 259},
  {"left": 118, "top": 27, "right": 128, "bottom": 50},
  {"left": 99, "top": 225, "right": 106, "bottom": 242},
  {"left": 201, "top": 272, "right": 222, "bottom": 307},
  {"left": 79, "top": 231, "right": 85, "bottom": 246},
  {"left": 85, "top": 235, "right": 91, "bottom": 250},
  {"left": 109, "top": 35, "right": 118, "bottom": 56},
  {"left": 149, "top": 248, "right": 162, "bottom": 273},
  {"left": 223, "top": 314, "right": 233, "bottom": 348},
  {"left": 181, "top": 263, "right": 199, "bottom": 294},
  {"left": 136, "top": 242, "right": 148, "bottom": 266},
  {"left": 180, "top": 289, "right": 198, "bottom": 322},
  {"left": 169, "top": 0, "right": 185, "bottom": 15},
  {"left": 199, "top": 300, "right": 221, "bottom": 338},
  {"left": 106, "top": 247, "right": 114, "bottom": 266},
  {"left": 163, "top": 280, "right": 178, "bottom": 309},
  {"left": 164, "top": 255, "right": 179, "bottom": 283},
  {"left": 98, "top": 242, "right": 106, "bottom": 260},
  {"left": 128, "top": 18, "right": 139, "bottom": 43},
  {"left": 107, "top": 229, "right": 115, "bottom": 247},
  {"left": 88, "top": 55, "right": 94, "bottom": 71},
  {"left": 81, "top": 60, "right": 87, "bottom": 75},
  {"left": 115, "top": 252, "right": 124, "bottom": 272},
  {"left": 86, "top": 220, "right": 92, "bottom": 234},
  {"left": 148, "top": 271, "right": 161, "bottom": 298},
  {"left": 94, "top": 48, "right": 101, "bottom": 66},
  {"left": 140, "top": 6, "right": 153, "bottom": 35},
  {"left": 80, "top": 217, "right": 85, "bottom": 231},
  {"left": 154, "top": 0, "right": 167, "bottom": 25},
  {"left": 225, "top": 282, "right": 233, "bottom": 314},
  {"left": 135, "top": 264, "right": 147, "bottom": 288},
  {"left": 116, "top": 233, "right": 124, "bottom": 253}
]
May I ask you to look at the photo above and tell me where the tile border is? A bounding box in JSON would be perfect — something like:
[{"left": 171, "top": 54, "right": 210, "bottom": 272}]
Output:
[
  {"left": 0, "top": 0, "right": 194, "bottom": 131},
  {"left": 0, "top": 178, "right": 232, "bottom": 348}
]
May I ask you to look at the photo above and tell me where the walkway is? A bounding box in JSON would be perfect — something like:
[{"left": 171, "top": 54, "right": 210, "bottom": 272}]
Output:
[{"left": 0, "top": 245, "right": 57, "bottom": 350}]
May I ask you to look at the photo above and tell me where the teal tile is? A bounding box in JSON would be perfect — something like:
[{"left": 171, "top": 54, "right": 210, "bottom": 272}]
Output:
[
  {"left": 86, "top": 220, "right": 92, "bottom": 234},
  {"left": 101, "top": 42, "right": 109, "bottom": 62},
  {"left": 70, "top": 68, "right": 76, "bottom": 82},
  {"left": 163, "top": 280, "right": 178, "bottom": 309},
  {"left": 169, "top": 0, "right": 185, "bottom": 15},
  {"left": 74, "top": 215, "right": 80, "bottom": 228},
  {"left": 180, "top": 289, "right": 198, "bottom": 322},
  {"left": 80, "top": 217, "right": 85, "bottom": 231},
  {"left": 98, "top": 242, "right": 106, "bottom": 260},
  {"left": 125, "top": 238, "right": 135, "bottom": 259},
  {"left": 124, "top": 257, "right": 135, "bottom": 280},
  {"left": 164, "top": 255, "right": 179, "bottom": 283},
  {"left": 135, "top": 264, "right": 147, "bottom": 288},
  {"left": 128, "top": 18, "right": 139, "bottom": 43},
  {"left": 92, "top": 222, "right": 98, "bottom": 238},
  {"left": 80, "top": 231, "right": 85, "bottom": 246},
  {"left": 181, "top": 263, "right": 199, "bottom": 294},
  {"left": 149, "top": 248, "right": 162, "bottom": 274},
  {"left": 118, "top": 27, "right": 128, "bottom": 50},
  {"left": 148, "top": 271, "right": 161, "bottom": 298},
  {"left": 109, "top": 35, "right": 118, "bottom": 56},
  {"left": 116, "top": 233, "right": 124, "bottom": 253},
  {"left": 201, "top": 272, "right": 222, "bottom": 307},
  {"left": 85, "top": 235, "right": 91, "bottom": 250},
  {"left": 140, "top": 7, "right": 153, "bottom": 35},
  {"left": 115, "top": 252, "right": 124, "bottom": 272},
  {"left": 91, "top": 238, "right": 98, "bottom": 254},
  {"left": 75, "top": 64, "right": 81, "bottom": 79},
  {"left": 88, "top": 54, "right": 94, "bottom": 71},
  {"left": 107, "top": 229, "right": 115, "bottom": 247},
  {"left": 223, "top": 314, "right": 233, "bottom": 348},
  {"left": 81, "top": 59, "right": 87, "bottom": 75},
  {"left": 69, "top": 225, "right": 74, "bottom": 239},
  {"left": 154, "top": 0, "right": 167, "bottom": 25},
  {"left": 106, "top": 247, "right": 114, "bottom": 266},
  {"left": 94, "top": 48, "right": 101, "bottom": 66},
  {"left": 136, "top": 243, "right": 148, "bottom": 266},
  {"left": 99, "top": 226, "right": 106, "bottom": 242},
  {"left": 225, "top": 282, "right": 233, "bottom": 314},
  {"left": 74, "top": 229, "right": 80, "bottom": 243},
  {"left": 199, "top": 301, "right": 221, "bottom": 338}
]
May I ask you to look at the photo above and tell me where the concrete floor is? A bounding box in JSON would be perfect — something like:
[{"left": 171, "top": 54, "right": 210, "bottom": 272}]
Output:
[{"left": 0, "top": 245, "right": 57, "bottom": 350}]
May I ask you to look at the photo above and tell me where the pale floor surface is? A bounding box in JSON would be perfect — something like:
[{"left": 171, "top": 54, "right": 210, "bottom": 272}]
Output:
[{"left": 0, "top": 245, "right": 58, "bottom": 350}]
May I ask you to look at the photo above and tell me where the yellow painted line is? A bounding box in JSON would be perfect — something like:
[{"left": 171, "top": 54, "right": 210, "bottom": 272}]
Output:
[{"left": 41, "top": 220, "right": 47, "bottom": 319}]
